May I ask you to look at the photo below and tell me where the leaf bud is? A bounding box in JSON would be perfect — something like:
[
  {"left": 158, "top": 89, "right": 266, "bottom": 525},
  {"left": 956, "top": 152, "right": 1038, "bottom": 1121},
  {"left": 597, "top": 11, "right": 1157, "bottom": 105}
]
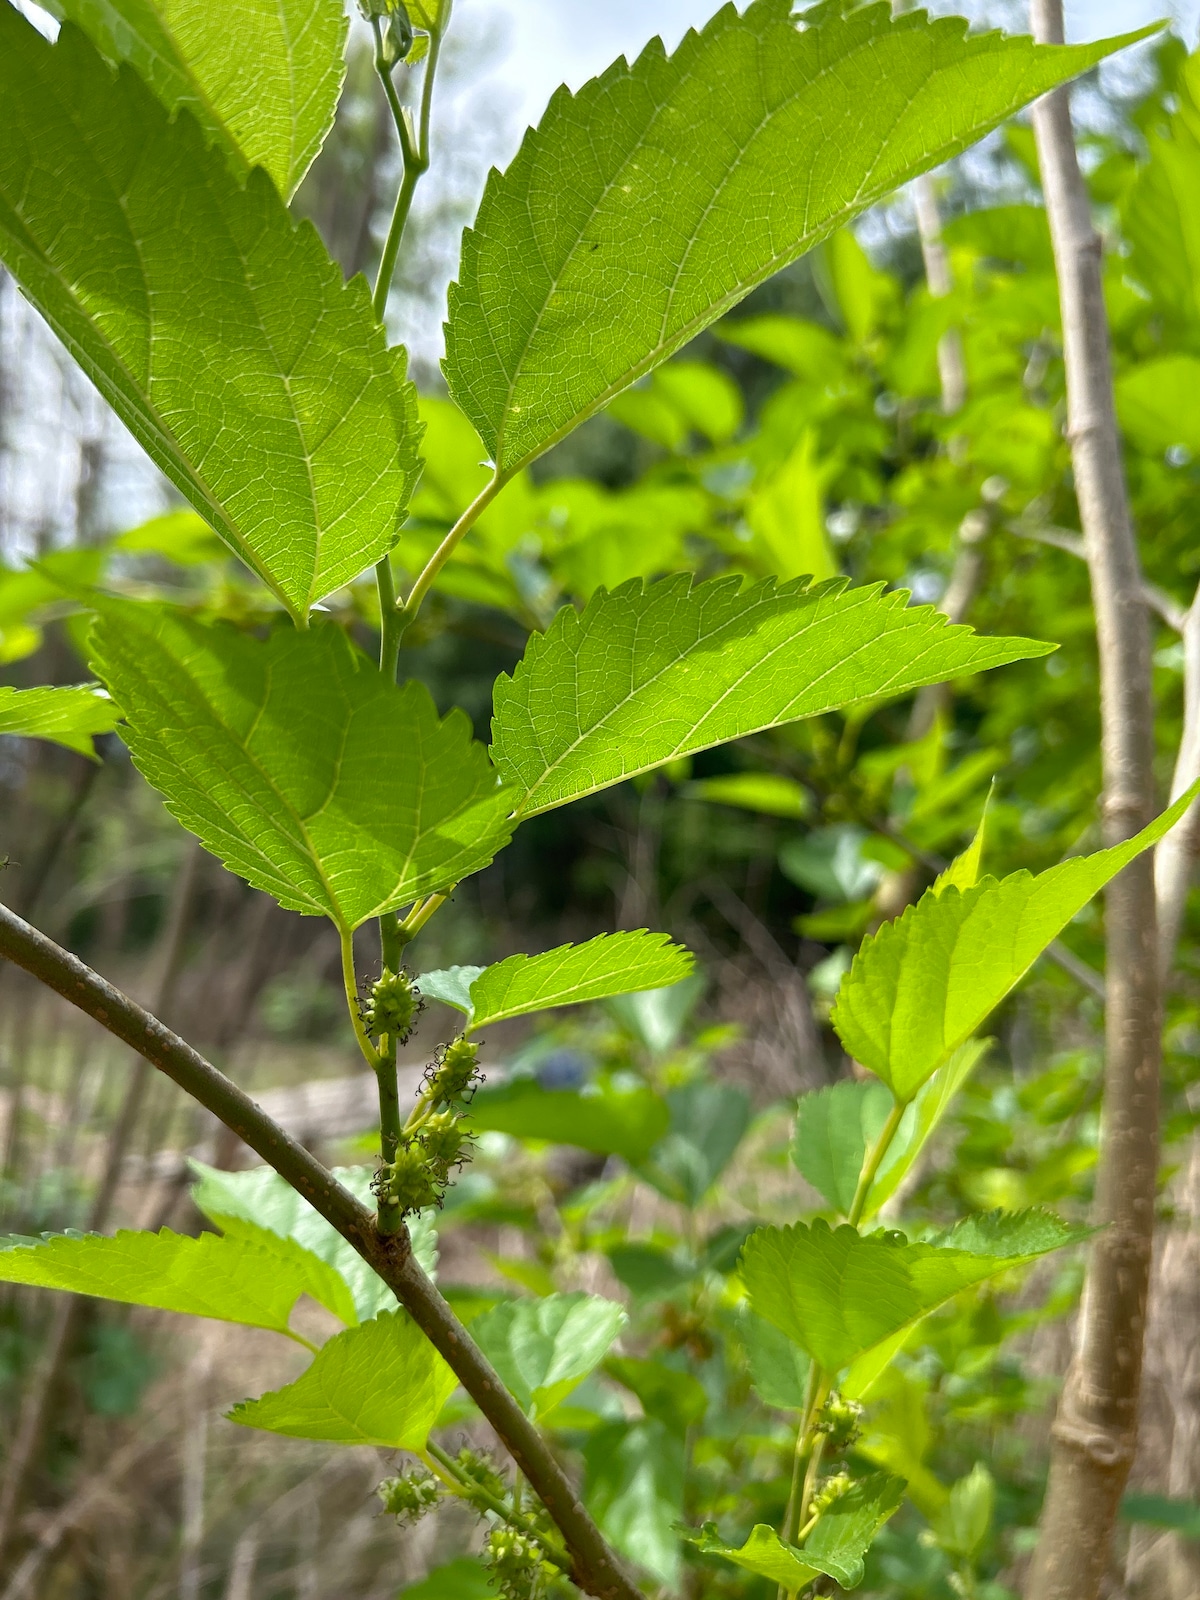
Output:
[
  {"left": 357, "top": 0, "right": 415, "bottom": 66},
  {"left": 364, "top": 966, "right": 422, "bottom": 1042}
]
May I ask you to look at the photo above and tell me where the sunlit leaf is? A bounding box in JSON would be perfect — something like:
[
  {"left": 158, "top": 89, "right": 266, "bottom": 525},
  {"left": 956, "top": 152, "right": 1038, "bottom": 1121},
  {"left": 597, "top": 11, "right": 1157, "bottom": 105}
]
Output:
[
  {"left": 190, "top": 1161, "right": 438, "bottom": 1323},
  {"left": 44, "top": 0, "right": 347, "bottom": 195},
  {"left": 90, "top": 604, "right": 513, "bottom": 931},
  {"left": 491, "top": 574, "right": 1052, "bottom": 818},
  {"left": 688, "top": 1472, "right": 905, "bottom": 1592},
  {"left": 460, "top": 933, "right": 694, "bottom": 1031},
  {"left": 229, "top": 1310, "right": 456, "bottom": 1448},
  {"left": 740, "top": 1212, "right": 1086, "bottom": 1375},
  {"left": 0, "top": 12, "right": 419, "bottom": 620},
  {"left": 0, "top": 685, "right": 118, "bottom": 758},
  {"left": 446, "top": 0, "right": 1138, "bottom": 472},
  {"left": 0, "top": 1228, "right": 337, "bottom": 1338},
  {"left": 832, "top": 785, "right": 1199, "bottom": 1102}
]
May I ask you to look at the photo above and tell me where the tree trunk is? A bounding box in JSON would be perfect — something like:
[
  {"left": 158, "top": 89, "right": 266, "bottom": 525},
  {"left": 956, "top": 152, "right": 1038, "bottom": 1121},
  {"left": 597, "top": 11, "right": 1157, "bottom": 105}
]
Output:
[{"left": 1026, "top": 5, "right": 1162, "bottom": 1598}]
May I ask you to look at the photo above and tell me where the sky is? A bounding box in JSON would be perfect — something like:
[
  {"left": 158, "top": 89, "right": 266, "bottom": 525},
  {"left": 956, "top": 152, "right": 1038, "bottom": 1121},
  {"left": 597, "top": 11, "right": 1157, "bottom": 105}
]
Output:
[{"left": 462, "top": 0, "right": 1200, "bottom": 144}]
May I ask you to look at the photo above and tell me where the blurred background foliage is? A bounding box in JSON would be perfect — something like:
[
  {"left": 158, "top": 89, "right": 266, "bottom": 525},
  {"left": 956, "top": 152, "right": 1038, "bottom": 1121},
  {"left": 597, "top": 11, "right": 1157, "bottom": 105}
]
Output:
[{"left": 3, "top": 11, "right": 1200, "bottom": 1600}]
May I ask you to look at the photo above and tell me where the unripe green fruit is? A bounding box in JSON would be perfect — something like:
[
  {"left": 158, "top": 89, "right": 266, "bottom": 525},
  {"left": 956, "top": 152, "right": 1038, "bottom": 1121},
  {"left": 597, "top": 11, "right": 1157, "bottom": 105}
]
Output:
[
  {"left": 426, "top": 1035, "right": 480, "bottom": 1104},
  {"left": 377, "top": 1468, "right": 438, "bottom": 1521},
  {"left": 364, "top": 966, "right": 421, "bottom": 1041}
]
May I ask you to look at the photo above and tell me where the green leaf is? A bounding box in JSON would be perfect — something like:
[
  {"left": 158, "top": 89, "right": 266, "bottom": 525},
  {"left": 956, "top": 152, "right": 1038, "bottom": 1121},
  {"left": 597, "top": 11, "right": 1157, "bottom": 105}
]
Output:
[
  {"left": 467, "top": 1081, "right": 669, "bottom": 1164},
  {"left": 189, "top": 1161, "right": 437, "bottom": 1323},
  {"left": 0, "top": 1228, "right": 336, "bottom": 1339},
  {"left": 0, "top": 685, "right": 118, "bottom": 758},
  {"left": 791, "top": 1042, "right": 988, "bottom": 1221},
  {"left": 458, "top": 933, "right": 694, "bottom": 1030},
  {"left": 1124, "top": 112, "right": 1200, "bottom": 337},
  {"left": 865, "top": 1040, "right": 990, "bottom": 1218},
  {"left": 831, "top": 784, "right": 1200, "bottom": 1102},
  {"left": 470, "top": 1292, "right": 626, "bottom": 1419},
  {"left": 0, "top": 12, "right": 419, "bottom": 620},
  {"left": 792, "top": 1080, "right": 893, "bottom": 1216},
  {"left": 418, "top": 965, "right": 486, "bottom": 1015},
  {"left": 635, "top": 1081, "right": 751, "bottom": 1207},
  {"left": 89, "top": 604, "right": 513, "bottom": 931},
  {"left": 444, "top": 0, "right": 1142, "bottom": 473},
  {"left": 584, "top": 1419, "right": 685, "bottom": 1584},
  {"left": 740, "top": 1212, "right": 1086, "bottom": 1377},
  {"left": 491, "top": 574, "right": 1052, "bottom": 818},
  {"left": 399, "top": 1561, "right": 494, "bottom": 1600},
  {"left": 229, "top": 1309, "right": 456, "bottom": 1448},
  {"left": 741, "top": 1308, "right": 811, "bottom": 1410},
  {"left": 605, "top": 1356, "right": 707, "bottom": 1432},
  {"left": 43, "top": 0, "right": 347, "bottom": 196},
  {"left": 800, "top": 1471, "right": 908, "bottom": 1585},
  {"left": 689, "top": 1472, "right": 904, "bottom": 1592},
  {"left": 685, "top": 771, "right": 811, "bottom": 820},
  {"left": 689, "top": 1523, "right": 823, "bottom": 1593},
  {"left": 114, "top": 511, "right": 226, "bottom": 567},
  {"left": 1117, "top": 357, "right": 1200, "bottom": 457}
]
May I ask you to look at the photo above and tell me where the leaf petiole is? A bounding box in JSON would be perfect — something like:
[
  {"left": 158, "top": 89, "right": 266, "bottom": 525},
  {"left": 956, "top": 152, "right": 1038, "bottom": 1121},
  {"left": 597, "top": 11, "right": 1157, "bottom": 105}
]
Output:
[
  {"left": 396, "top": 472, "right": 506, "bottom": 636},
  {"left": 847, "top": 1096, "right": 907, "bottom": 1226},
  {"left": 423, "top": 1441, "right": 573, "bottom": 1574}
]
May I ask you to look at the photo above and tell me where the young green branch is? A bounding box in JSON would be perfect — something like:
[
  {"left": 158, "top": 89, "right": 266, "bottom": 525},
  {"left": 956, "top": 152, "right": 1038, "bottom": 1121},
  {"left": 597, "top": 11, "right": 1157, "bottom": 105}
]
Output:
[{"left": 0, "top": 899, "right": 642, "bottom": 1600}]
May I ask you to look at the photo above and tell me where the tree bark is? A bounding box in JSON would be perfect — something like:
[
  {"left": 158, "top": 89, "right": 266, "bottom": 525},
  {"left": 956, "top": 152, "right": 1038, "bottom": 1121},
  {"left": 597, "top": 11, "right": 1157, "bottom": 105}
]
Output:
[{"left": 1027, "top": 5, "right": 1162, "bottom": 1598}]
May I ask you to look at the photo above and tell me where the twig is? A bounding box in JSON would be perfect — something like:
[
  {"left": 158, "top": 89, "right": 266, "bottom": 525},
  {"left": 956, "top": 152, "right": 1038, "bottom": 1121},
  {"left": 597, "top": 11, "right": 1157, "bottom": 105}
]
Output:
[
  {"left": 1155, "top": 583, "right": 1200, "bottom": 975},
  {"left": 1028, "top": 7, "right": 1163, "bottom": 1598},
  {"left": 0, "top": 901, "right": 643, "bottom": 1600},
  {"left": 1007, "top": 519, "right": 1189, "bottom": 631}
]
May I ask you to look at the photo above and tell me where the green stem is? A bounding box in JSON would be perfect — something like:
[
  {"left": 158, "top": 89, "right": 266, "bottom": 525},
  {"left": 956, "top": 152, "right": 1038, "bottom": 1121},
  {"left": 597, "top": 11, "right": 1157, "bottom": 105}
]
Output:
[
  {"left": 340, "top": 930, "right": 381, "bottom": 1071},
  {"left": 370, "top": 7, "right": 451, "bottom": 685},
  {"left": 398, "top": 473, "right": 506, "bottom": 634},
  {"left": 369, "top": 6, "right": 449, "bottom": 323},
  {"left": 377, "top": 555, "right": 403, "bottom": 682},
  {"left": 424, "top": 1442, "right": 572, "bottom": 1574},
  {"left": 847, "top": 1096, "right": 906, "bottom": 1227},
  {"left": 401, "top": 889, "right": 451, "bottom": 941}
]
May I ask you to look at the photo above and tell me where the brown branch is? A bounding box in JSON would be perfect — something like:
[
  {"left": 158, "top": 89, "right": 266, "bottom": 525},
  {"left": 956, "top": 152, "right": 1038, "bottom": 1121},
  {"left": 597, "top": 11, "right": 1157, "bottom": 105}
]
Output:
[
  {"left": 1028, "top": 6, "right": 1162, "bottom": 1598},
  {"left": 1155, "top": 584, "right": 1200, "bottom": 976},
  {"left": 0, "top": 900, "right": 641, "bottom": 1600}
]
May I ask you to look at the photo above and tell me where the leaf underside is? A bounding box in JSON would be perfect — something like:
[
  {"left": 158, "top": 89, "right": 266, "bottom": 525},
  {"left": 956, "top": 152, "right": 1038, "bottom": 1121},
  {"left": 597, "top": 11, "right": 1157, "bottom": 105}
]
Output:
[
  {"left": 43, "top": 0, "right": 347, "bottom": 196},
  {"left": 690, "top": 1470, "right": 905, "bottom": 1592},
  {"left": 0, "top": 684, "right": 119, "bottom": 757},
  {"left": 89, "top": 603, "right": 513, "bottom": 931},
  {"left": 491, "top": 574, "right": 1053, "bottom": 817},
  {"left": 832, "top": 782, "right": 1200, "bottom": 1102},
  {"left": 445, "top": 0, "right": 1143, "bottom": 473},
  {"left": 189, "top": 1162, "right": 437, "bottom": 1323},
  {"left": 0, "top": 11, "right": 419, "bottom": 619},
  {"left": 229, "top": 1310, "right": 457, "bottom": 1449},
  {"left": 470, "top": 1292, "right": 627, "bottom": 1418},
  {"left": 0, "top": 1228, "right": 338, "bottom": 1336}
]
